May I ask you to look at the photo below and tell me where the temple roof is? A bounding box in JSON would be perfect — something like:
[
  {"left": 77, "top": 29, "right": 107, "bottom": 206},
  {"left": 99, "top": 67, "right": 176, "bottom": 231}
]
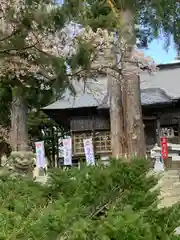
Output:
[{"left": 43, "top": 62, "right": 180, "bottom": 111}]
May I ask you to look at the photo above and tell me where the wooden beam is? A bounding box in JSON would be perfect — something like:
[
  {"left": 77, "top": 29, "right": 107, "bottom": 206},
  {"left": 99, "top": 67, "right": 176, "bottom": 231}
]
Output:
[
  {"left": 177, "top": 117, "right": 180, "bottom": 143},
  {"left": 143, "top": 116, "right": 156, "bottom": 120},
  {"left": 156, "top": 115, "right": 161, "bottom": 145}
]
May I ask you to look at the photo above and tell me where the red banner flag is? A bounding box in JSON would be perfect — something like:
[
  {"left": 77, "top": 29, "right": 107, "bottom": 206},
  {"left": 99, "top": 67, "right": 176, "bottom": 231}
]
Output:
[{"left": 160, "top": 137, "right": 168, "bottom": 159}]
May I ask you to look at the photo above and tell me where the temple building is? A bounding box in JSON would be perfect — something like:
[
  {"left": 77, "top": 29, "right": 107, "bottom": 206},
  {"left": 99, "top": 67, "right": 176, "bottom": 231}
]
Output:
[{"left": 43, "top": 62, "right": 180, "bottom": 162}]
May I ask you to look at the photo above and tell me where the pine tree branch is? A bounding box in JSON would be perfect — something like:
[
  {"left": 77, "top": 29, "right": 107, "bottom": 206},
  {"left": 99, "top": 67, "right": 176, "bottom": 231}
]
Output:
[{"left": 90, "top": 186, "right": 124, "bottom": 219}]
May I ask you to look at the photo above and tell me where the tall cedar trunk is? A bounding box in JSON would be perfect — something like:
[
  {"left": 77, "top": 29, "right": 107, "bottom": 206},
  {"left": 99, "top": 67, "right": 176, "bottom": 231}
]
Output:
[
  {"left": 124, "top": 74, "right": 145, "bottom": 157},
  {"left": 121, "top": 9, "right": 146, "bottom": 157},
  {"left": 109, "top": 76, "right": 124, "bottom": 158},
  {"left": 11, "top": 86, "right": 29, "bottom": 151}
]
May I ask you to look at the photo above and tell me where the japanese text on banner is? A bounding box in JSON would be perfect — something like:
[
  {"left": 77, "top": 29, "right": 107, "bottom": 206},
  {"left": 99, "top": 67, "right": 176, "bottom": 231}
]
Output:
[
  {"left": 63, "top": 137, "right": 72, "bottom": 166},
  {"left": 83, "top": 138, "right": 95, "bottom": 165},
  {"left": 161, "top": 137, "right": 168, "bottom": 160},
  {"left": 35, "top": 141, "right": 46, "bottom": 168}
]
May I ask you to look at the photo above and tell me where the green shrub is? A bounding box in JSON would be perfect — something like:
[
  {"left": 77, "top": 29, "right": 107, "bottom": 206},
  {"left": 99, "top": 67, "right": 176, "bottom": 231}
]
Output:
[{"left": 0, "top": 158, "right": 179, "bottom": 239}]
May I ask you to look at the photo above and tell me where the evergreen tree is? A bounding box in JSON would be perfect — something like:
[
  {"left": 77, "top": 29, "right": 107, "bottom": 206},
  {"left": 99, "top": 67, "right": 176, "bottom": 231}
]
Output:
[
  {"left": 63, "top": 0, "right": 180, "bottom": 157},
  {"left": 0, "top": 80, "right": 59, "bottom": 153},
  {"left": 0, "top": 0, "right": 85, "bottom": 151}
]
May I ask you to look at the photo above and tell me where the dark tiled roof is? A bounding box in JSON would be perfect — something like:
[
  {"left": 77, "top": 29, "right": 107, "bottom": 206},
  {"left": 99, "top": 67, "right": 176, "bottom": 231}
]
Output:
[
  {"left": 43, "top": 79, "right": 106, "bottom": 110},
  {"left": 43, "top": 86, "right": 173, "bottom": 110},
  {"left": 98, "top": 88, "right": 172, "bottom": 109},
  {"left": 44, "top": 63, "right": 180, "bottom": 111},
  {"left": 140, "top": 64, "right": 180, "bottom": 99},
  {"left": 141, "top": 88, "right": 172, "bottom": 105}
]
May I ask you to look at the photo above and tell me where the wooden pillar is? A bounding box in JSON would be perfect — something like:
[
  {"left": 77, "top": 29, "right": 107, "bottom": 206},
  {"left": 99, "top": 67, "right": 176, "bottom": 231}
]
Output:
[
  {"left": 156, "top": 114, "right": 161, "bottom": 145},
  {"left": 177, "top": 117, "right": 180, "bottom": 143},
  {"left": 92, "top": 116, "right": 96, "bottom": 156}
]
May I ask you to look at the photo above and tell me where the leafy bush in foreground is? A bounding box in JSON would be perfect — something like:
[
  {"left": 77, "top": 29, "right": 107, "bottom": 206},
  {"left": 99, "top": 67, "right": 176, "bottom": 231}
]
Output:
[{"left": 0, "top": 158, "right": 180, "bottom": 239}]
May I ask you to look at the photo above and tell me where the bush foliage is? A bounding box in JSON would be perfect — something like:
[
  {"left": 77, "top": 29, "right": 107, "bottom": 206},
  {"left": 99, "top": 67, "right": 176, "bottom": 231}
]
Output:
[{"left": 0, "top": 158, "right": 180, "bottom": 239}]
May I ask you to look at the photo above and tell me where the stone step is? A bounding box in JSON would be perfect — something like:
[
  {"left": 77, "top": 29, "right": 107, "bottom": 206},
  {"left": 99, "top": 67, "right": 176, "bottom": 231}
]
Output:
[
  {"left": 158, "top": 179, "right": 178, "bottom": 186},
  {"left": 161, "top": 181, "right": 180, "bottom": 188},
  {"left": 162, "top": 170, "right": 179, "bottom": 176},
  {"left": 160, "top": 189, "right": 180, "bottom": 198},
  {"left": 173, "top": 182, "right": 180, "bottom": 187},
  {"left": 157, "top": 182, "right": 180, "bottom": 191},
  {"left": 161, "top": 175, "right": 180, "bottom": 181},
  {"left": 156, "top": 170, "right": 180, "bottom": 208},
  {"left": 159, "top": 195, "right": 180, "bottom": 208},
  {"left": 161, "top": 188, "right": 180, "bottom": 196},
  {"left": 159, "top": 179, "right": 180, "bottom": 187},
  {"left": 160, "top": 195, "right": 180, "bottom": 201},
  {"left": 161, "top": 178, "right": 179, "bottom": 182}
]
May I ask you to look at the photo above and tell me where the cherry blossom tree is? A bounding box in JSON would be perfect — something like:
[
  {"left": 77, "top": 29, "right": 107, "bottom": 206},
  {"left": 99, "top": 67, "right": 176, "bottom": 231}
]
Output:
[
  {"left": 63, "top": 0, "right": 180, "bottom": 158},
  {"left": 71, "top": 26, "right": 157, "bottom": 157},
  {"left": 73, "top": 27, "right": 156, "bottom": 74},
  {"left": 0, "top": 0, "right": 157, "bottom": 155},
  {"left": 0, "top": 0, "right": 85, "bottom": 151}
]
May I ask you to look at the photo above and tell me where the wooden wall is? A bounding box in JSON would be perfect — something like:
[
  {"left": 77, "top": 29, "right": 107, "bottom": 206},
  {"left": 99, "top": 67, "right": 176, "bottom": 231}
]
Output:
[
  {"left": 69, "top": 109, "right": 180, "bottom": 155},
  {"left": 70, "top": 116, "right": 110, "bottom": 132}
]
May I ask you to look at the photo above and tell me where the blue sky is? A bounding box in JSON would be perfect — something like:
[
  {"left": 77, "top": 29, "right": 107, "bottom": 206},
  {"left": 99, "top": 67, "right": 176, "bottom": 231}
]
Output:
[
  {"left": 57, "top": 0, "right": 176, "bottom": 64},
  {"left": 144, "top": 38, "right": 177, "bottom": 64}
]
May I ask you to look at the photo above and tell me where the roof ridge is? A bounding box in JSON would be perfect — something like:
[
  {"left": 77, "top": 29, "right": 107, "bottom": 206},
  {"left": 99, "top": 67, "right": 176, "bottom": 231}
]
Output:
[{"left": 141, "top": 88, "right": 172, "bottom": 100}]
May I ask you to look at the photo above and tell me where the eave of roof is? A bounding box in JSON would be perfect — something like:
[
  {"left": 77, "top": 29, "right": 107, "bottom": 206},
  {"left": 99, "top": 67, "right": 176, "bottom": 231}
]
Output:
[
  {"left": 43, "top": 62, "right": 180, "bottom": 111},
  {"left": 43, "top": 87, "right": 173, "bottom": 110}
]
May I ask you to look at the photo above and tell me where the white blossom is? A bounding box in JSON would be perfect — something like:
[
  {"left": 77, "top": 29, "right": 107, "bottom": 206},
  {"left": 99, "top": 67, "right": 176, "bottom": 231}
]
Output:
[
  {"left": 0, "top": 0, "right": 156, "bottom": 86},
  {"left": 0, "top": 0, "right": 76, "bottom": 82},
  {"left": 74, "top": 26, "right": 157, "bottom": 77}
]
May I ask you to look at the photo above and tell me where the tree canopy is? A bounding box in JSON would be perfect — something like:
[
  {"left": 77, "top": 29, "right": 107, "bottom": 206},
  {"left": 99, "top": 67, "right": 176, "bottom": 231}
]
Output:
[
  {"left": 64, "top": 0, "right": 180, "bottom": 51},
  {"left": 0, "top": 0, "right": 94, "bottom": 150},
  {"left": 0, "top": 0, "right": 179, "bottom": 152}
]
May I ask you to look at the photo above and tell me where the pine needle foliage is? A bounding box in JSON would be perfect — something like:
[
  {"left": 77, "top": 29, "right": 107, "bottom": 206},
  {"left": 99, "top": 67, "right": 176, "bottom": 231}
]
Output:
[
  {"left": 0, "top": 158, "right": 180, "bottom": 239},
  {"left": 65, "top": 0, "right": 180, "bottom": 50}
]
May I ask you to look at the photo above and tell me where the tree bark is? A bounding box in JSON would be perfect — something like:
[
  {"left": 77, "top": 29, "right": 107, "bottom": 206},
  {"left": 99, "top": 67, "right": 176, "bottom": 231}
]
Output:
[
  {"left": 109, "top": 76, "right": 124, "bottom": 158},
  {"left": 10, "top": 86, "right": 29, "bottom": 151},
  {"left": 123, "top": 74, "right": 145, "bottom": 157},
  {"left": 121, "top": 9, "right": 146, "bottom": 157}
]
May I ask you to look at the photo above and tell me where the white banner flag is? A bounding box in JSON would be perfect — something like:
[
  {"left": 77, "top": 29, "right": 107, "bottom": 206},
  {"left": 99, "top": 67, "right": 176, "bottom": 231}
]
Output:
[
  {"left": 35, "top": 141, "right": 46, "bottom": 168},
  {"left": 63, "top": 137, "right": 72, "bottom": 166},
  {"left": 83, "top": 138, "right": 95, "bottom": 165}
]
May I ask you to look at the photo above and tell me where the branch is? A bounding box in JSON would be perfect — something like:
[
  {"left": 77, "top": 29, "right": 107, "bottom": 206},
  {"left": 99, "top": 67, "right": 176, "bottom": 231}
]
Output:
[
  {"left": 34, "top": 45, "right": 53, "bottom": 57},
  {"left": 90, "top": 186, "right": 124, "bottom": 219},
  {"left": 36, "top": 70, "right": 56, "bottom": 81},
  {"left": 0, "top": 43, "right": 37, "bottom": 54}
]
